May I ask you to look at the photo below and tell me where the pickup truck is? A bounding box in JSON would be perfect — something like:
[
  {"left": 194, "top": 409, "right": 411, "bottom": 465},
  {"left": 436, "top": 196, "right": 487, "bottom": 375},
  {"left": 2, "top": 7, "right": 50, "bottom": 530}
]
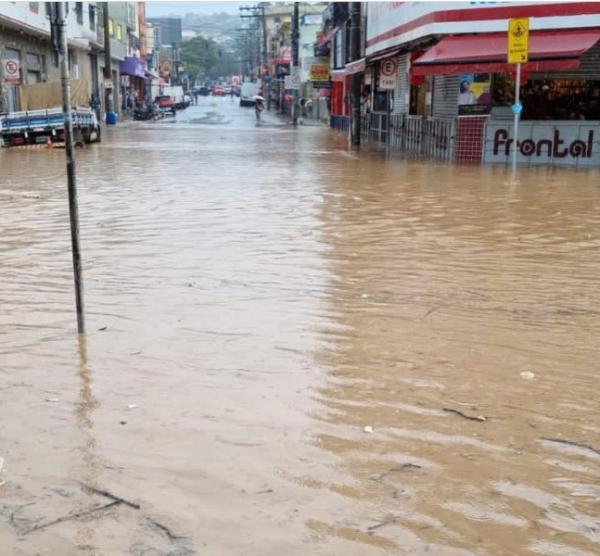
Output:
[{"left": 0, "top": 107, "right": 100, "bottom": 147}]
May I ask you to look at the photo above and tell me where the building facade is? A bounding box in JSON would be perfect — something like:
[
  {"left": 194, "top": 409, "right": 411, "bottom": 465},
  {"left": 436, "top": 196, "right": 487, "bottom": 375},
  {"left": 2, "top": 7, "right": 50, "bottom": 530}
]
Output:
[
  {"left": 0, "top": 2, "right": 99, "bottom": 112},
  {"left": 147, "top": 17, "right": 182, "bottom": 47},
  {"left": 341, "top": 2, "right": 600, "bottom": 167},
  {"left": 0, "top": 2, "right": 155, "bottom": 120}
]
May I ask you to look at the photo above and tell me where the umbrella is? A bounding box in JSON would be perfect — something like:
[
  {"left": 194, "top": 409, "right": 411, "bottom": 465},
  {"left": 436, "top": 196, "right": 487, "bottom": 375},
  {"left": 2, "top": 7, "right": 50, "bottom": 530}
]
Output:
[{"left": 253, "top": 95, "right": 265, "bottom": 101}]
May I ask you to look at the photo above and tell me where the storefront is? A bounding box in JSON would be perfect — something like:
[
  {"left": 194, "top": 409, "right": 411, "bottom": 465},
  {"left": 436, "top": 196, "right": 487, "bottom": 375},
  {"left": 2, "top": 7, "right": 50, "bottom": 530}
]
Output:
[
  {"left": 119, "top": 56, "right": 148, "bottom": 111},
  {"left": 410, "top": 28, "right": 600, "bottom": 165},
  {"left": 119, "top": 56, "right": 147, "bottom": 110}
]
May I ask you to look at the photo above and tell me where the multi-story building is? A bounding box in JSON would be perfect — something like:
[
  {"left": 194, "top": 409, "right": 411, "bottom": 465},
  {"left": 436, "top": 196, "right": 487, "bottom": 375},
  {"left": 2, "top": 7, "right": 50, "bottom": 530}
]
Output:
[
  {"left": 118, "top": 1, "right": 149, "bottom": 106},
  {"left": 147, "top": 17, "right": 182, "bottom": 48},
  {"left": 335, "top": 2, "right": 600, "bottom": 167},
  {"left": 256, "top": 2, "right": 326, "bottom": 112},
  {"left": 0, "top": 1, "right": 100, "bottom": 112},
  {"left": 0, "top": 1, "right": 147, "bottom": 119}
]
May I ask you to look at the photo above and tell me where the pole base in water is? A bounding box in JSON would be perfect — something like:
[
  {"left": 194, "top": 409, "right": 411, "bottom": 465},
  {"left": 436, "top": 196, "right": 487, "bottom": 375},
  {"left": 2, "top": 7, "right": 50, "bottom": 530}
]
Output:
[{"left": 105, "top": 112, "right": 118, "bottom": 125}]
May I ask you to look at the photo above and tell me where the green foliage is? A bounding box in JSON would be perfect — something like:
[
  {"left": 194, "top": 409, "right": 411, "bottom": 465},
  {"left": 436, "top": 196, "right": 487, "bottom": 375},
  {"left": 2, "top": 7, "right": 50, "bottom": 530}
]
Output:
[
  {"left": 207, "top": 50, "right": 241, "bottom": 80},
  {"left": 179, "top": 35, "right": 219, "bottom": 77}
]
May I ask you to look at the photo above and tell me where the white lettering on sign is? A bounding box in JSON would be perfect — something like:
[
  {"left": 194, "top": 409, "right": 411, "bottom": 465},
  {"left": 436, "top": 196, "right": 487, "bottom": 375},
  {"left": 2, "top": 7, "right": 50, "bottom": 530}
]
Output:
[
  {"left": 284, "top": 74, "right": 300, "bottom": 90},
  {"left": 3, "top": 58, "right": 20, "bottom": 84},
  {"left": 484, "top": 121, "right": 600, "bottom": 167}
]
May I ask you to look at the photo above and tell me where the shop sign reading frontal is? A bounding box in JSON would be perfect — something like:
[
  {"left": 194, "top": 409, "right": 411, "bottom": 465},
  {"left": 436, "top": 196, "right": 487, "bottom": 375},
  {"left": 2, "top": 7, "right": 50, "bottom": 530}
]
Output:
[{"left": 484, "top": 121, "right": 600, "bottom": 167}]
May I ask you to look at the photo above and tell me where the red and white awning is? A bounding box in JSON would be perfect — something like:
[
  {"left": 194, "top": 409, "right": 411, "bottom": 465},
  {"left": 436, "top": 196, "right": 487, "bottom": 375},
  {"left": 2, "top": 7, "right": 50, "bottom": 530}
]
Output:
[{"left": 412, "top": 29, "right": 600, "bottom": 75}]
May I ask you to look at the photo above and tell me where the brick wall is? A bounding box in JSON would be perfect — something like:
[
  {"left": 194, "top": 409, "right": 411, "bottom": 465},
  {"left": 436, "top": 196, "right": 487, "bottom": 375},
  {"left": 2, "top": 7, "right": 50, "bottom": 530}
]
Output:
[{"left": 455, "top": 116, "right": 488, "bottom": 162}]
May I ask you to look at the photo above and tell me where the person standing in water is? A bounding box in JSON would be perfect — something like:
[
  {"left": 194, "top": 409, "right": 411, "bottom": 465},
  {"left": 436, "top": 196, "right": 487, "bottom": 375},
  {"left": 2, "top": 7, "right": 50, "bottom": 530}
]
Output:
[{"left": 255, "top": 97, "right": 265, "bottom": 122}]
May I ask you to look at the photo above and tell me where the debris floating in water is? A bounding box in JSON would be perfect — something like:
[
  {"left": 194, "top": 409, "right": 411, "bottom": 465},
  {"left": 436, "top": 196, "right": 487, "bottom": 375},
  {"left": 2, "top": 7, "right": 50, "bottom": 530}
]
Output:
[
  {"left": 520, "top": 371, "right": 535, "bottom": 380},
  {"left": 443, "top": 408, "right": 487, "bottom": 422},
  {"left": 363, "top": 426, "right": 374, "bottom": 434}
]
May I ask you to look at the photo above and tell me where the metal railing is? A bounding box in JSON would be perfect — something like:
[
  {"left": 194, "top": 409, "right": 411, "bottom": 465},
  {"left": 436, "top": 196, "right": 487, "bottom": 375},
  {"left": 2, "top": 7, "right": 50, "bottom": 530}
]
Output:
[
  {"left": 333, "top": 112, "right": 455, "bottom": 162},
  {"left": 422, "top": 117, "right": 455, "bottom": 161},
  {"left": 330, "top": 115, "right": 350, "bottom": 133}
]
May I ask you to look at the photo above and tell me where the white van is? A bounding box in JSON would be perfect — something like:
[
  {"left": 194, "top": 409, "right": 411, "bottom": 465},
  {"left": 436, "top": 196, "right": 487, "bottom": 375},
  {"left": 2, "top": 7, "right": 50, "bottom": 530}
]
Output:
[{"left": 240, "top": 82, "right": 259, "bottom": 107}]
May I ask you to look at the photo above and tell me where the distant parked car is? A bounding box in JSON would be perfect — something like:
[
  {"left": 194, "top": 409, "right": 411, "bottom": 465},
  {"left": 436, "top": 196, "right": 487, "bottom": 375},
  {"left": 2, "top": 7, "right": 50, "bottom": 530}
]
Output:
[
  {"left": 223, "top": 86, "right": 232, "bottom": 95},
  {"left": 198, "top": 86, "right": 210, "bottom": 96},
  {"left": 155, "top": 95, "right": 176, "bottom": 115},
  {"left": 211, "top": 86, "right": 225, "bottom": 96}
]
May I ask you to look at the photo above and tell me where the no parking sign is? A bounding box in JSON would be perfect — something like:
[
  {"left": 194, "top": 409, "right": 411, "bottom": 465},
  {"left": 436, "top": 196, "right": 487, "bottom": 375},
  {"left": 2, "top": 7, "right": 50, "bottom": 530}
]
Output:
[
  {"left": 3, "top": 58, "right": 20, "bottom": 84},
  {"left": 379, "top": 58, "right": 397, "bottom": 90}
]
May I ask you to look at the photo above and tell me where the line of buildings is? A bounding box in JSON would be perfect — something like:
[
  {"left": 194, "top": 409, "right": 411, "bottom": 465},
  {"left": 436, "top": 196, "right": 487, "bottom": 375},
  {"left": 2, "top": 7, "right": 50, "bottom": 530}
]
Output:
[
  {"left": 252, "top": 2, "right": 600, "bottom": 167},
  {"left": 0, "top": 2, "right": 184, "bottom": 118}
]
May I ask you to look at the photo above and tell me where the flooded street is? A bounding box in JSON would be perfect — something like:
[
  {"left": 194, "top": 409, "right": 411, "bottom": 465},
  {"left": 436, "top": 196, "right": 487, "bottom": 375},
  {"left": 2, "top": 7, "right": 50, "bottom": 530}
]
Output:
[{"left": 1, "top": 97, "right": 599, "bottom": 555}]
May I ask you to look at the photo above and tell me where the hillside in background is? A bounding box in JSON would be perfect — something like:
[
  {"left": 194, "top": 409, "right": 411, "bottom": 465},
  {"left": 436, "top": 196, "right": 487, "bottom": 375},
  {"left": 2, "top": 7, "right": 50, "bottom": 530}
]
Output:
[{"left": 181, "top": 11, "right": 240, "bottom": 49}]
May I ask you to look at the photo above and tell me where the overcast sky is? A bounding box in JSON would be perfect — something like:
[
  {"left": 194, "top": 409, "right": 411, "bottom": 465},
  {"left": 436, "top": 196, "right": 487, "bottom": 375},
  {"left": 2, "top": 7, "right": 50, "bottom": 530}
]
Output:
[{"left": 146, "top": 1, "right": 246, "bottom": 17}]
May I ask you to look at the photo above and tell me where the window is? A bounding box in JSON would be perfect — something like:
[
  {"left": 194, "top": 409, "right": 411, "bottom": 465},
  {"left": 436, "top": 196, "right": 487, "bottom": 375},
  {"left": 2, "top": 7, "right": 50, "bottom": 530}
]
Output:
[
  {"left": 75, "top": 2, "right": 83, "bottom": 25},
  {"left": 88, "top": 4, "right": 96, "bottom": 30},
  {"left": 26, "top": 53, "right": 41, "bottom": 84},
  {"left": 68, "top": 51, "right": 80, "bottom": 79},
  {"left": 108, "top": 18, "right": 114, "bottom": 37},
  {"left": 116, "top": 24, "right": 123, "bottom": 41},
  {"left": 26, "top": 52, "right": 41, "bottom": 70},
  {"left": 29, "top": 2, "right": 39, "bottom": 13}
]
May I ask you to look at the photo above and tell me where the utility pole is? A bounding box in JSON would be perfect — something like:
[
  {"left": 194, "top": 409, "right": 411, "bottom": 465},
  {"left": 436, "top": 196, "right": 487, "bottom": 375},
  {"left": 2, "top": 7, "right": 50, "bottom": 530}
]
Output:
[
  {"left": 172, "top": 43, "right": 179, "bottom": 85},
  {"left": 349, "top": 3, "right": 361, "bottom": 146},
  {"left": 240, "top": 6, "right": 264, "bottom": 82},
  {"left": 102, "top": 2, "right": 116, "bottom": 124},
  {"left": 52, "top": 2, "right": 85, "bottom": 334},
  {"left": 240, "top": 5, "right": 270, "bottom": 106},
  {"left": 260, "top": 6, "right": 270, "bottom": 110},
  {"left": 291, "top": 2, "right": 299, "bottom": 125}
]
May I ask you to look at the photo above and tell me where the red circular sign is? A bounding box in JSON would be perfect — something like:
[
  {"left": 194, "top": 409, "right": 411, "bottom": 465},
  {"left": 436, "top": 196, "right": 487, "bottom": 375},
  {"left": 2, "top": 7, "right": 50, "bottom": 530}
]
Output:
[
  {"left": 5, "top": 60, "right": 18, "bottom": 75},
  {"left": 380, "top": 58, "right": 397, "bottom": 77}
]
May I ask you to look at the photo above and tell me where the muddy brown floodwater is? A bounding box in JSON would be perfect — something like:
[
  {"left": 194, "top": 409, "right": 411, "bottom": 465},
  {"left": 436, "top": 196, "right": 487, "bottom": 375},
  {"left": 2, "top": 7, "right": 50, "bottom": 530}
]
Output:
[{"left": 1, "top": 98, "right": 599, "bottom": 556}]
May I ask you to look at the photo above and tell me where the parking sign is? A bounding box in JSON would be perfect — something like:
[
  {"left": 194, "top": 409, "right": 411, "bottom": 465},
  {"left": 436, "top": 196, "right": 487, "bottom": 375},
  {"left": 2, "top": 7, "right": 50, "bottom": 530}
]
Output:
[
  {"left": 379, "top": 58, "right": 397, "bottom": 90},
  {"left": 3, "top": 58, "right": 20, "bottom": 84}
]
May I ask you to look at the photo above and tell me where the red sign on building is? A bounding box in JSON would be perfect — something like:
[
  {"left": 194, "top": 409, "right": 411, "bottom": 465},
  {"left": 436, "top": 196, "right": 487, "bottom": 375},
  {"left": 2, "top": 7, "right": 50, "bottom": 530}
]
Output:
[{"left": 3, "top": 59, "right": 21, "bottom": 84}]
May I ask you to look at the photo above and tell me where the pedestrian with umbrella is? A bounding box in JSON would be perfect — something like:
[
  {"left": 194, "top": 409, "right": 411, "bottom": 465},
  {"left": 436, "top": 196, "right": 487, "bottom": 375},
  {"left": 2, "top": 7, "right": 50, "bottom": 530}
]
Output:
[{"left": 254, "top": 95, "right": 265, "bottom": 122}]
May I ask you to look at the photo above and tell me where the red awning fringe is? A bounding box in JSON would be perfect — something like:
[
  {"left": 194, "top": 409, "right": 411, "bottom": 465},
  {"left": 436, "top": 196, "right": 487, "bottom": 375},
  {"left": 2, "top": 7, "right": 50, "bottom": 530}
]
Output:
[{"left": 412, "top": 58, "right": 581, "bottom": 76}]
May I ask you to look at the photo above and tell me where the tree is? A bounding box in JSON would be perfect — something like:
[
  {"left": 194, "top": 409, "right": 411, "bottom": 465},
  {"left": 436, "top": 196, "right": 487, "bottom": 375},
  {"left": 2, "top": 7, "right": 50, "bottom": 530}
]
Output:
[
  {"left": 207, "top": 50, "right": 241, "bottom": 80},
  {"left": 179, "top": 35, "right": 219, "bottom": 79}
]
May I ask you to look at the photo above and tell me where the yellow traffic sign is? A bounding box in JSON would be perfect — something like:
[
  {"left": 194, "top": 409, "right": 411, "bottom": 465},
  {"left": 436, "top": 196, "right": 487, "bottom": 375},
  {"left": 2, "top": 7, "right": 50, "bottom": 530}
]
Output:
[{"left": 508, "top": 17, "right": 529, "bottom": 63}]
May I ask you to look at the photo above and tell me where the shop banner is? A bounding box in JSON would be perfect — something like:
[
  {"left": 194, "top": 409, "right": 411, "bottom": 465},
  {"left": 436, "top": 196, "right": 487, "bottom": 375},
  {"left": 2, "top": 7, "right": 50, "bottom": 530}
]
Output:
[
  {"left": 309, "top": 64, "right": 330, "bottom": 82},
  {"left": 484, "top": 121, "right": 600, "bottom": 167},
  {"left": 458, "top": 74, "right": 492, "bottom": 114},
  {"left": 3, "top": 58, "right": 20, "bottom": 84}
]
